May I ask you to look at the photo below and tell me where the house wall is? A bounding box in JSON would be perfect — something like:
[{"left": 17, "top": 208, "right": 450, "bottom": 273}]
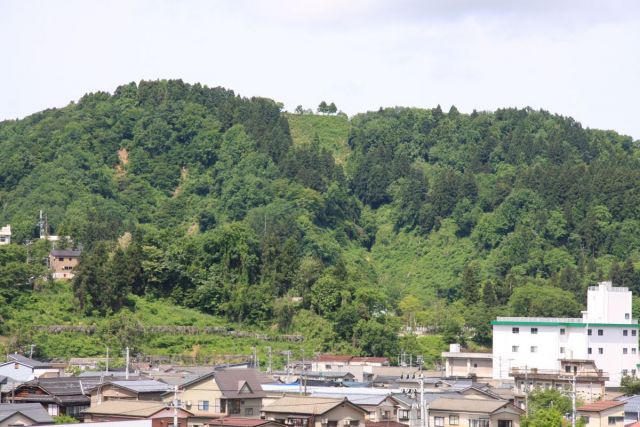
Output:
[
  {"left": 446, "top": 358, "right": 492, "bottom": 378},
  {"left": 429, "top": 410, "right": 520, "bottom": 427},
  {"left": 263, "top": 403, "right": 365, "bottom": 427},
  {"left": 49, "top": 255, "right": 80, "bottom": 279},
  {"left": 578, "top": 407, "right": 624, "bottom": 427},
  {"left": 0, "top": 362, "right": 36, "bottom": 382},
  {"left": 91, "top": 386, "right": 138, "bottom": 405}
]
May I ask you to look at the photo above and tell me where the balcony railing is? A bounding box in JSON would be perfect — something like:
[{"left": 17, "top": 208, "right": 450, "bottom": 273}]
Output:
[{"left": 510, "top": 367, "right": 609, "bottom": 380}]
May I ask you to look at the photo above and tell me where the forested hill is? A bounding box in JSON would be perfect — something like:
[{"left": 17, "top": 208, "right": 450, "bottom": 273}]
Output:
[{"left": 1, "top": 79, "right": 640, "bottom": 359}]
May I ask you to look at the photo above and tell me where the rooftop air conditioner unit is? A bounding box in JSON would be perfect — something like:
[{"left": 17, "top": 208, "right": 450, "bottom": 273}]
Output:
[{"left": 186, "top": 401, "right": 192, "bottom": 407}]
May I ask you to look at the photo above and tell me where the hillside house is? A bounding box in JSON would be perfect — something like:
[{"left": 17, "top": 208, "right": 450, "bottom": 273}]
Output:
[
  {"left": 0, "top": 225, "right": 10, "bottom": 245},
  {"left": 48, "top": 248, "right": 82, "bottom": 279},
  {"left": 442, "top": 344, "right": 493, "bottom": 379}
]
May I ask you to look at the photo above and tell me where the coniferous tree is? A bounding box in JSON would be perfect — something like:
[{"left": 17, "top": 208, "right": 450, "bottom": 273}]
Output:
[
  {"left": 482, "top": 280, "right": 498, "bottom": 307},
  {"left": 461, "top": 262, "right": 480, "bottom": 304}
]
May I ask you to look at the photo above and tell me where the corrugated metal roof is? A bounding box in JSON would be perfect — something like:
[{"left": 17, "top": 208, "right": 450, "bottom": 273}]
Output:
[{"left": 110, "top": 380, "right": 171, "bottom": 393}]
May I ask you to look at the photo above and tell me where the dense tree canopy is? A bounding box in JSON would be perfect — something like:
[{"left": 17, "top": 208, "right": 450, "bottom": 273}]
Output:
[{"left": 1, "top": 80, "right": 640, "bottom": 359}]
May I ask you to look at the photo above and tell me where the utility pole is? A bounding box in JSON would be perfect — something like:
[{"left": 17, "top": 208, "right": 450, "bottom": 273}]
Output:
[
  {"left": 420, "top": 374, "right": 425, "bottom": 427},
  {"left": 571, "top": 375, "right": 576, "bottom": 427},
  {"left": 173, "top": 384, "right": 179, "bottom": 427},
  {"left": 29, "top": 344, "right": 35, "bottom": 359},
  {"left": 125, "top": 347, "right": 130, "bottom": 380},
  {"left": 524, "top": 365, "right": 529, "bottom": 417},
  {"left": 267, "top": 346, "right": 272, "bottom": 374},
  {"left": 105, "top": 346, "right": 109, "bottom": 375}
]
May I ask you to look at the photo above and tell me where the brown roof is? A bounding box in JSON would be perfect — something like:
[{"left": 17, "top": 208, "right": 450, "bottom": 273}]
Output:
[
  {"left": 577, "top": 400, "right": 625, "bottom": 412},
  {"left": 215, "top": 369, "right": 268, "bottom": 399},
  {"left": 314, "top": 355, "right": 353, "bottom": 363},
  {"left": 428, "top": 398, "right": 513, "bottom": 414},
  {"left": 264, "top": 396, "right": 366, "bottom": 416}
]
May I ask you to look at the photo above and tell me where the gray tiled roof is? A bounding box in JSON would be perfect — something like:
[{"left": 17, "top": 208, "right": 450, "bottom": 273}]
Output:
[
  {"left": 7, "top": 354, "right": 53, "bottom": 368},
  {"left": 0, "top": 403, "right": 54, "bottom": 423}
]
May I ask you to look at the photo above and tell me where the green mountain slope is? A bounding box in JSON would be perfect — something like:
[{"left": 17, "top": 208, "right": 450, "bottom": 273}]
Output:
[{"left": 1, "top": 81, "right": 640, "bottom": 362}]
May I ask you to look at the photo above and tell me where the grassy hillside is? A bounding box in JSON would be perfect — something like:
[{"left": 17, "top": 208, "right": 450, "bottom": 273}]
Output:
[{"left": 286, "top": 113, "right": 351, "bottom": 163}]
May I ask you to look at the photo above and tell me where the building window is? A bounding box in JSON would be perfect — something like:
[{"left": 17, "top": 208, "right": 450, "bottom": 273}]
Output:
[
  {"left": 531, "top": 328, "right": 538, "bottom": 334},
  {"left": 560, "top": 328, "right": 566, "bottom": 335},
  {"left": 599, "top": 348, "right": 604, "bottom": 354},
  {"left": 560, "top": 347, "right": 565, "bottom": 354},
  {"left": 434, "top": 417, "right": 444, "bottom": 427},
  {"left": 469, "top": 420, "right": 490, "bottom": 427},
  {"left": 588, "top": 348, "right": 592, "bottom": 354},
  {"left": 245, "top": 408, "right": 253, "bottom": 416},
  {"left": 325, "top": 364, "right": 332, "bottom": 369},
  {"left": 623, "top": 369, "right": 629, "bottom": 376},
  {"left": 198, "top": 400, "right": 209, "bottom": 411},
  {"left": 512, "top": 327, "right": 519, "bottom": 334},
  {"left": 608, "top": 417, "right": 624, "bottom": 425},
  {"left": 512, "top": 346, "right": 519, "bottom": 353},
  {"left": 581, "top": 417, "right": 590, "bottom": 424},
  {"left": 47, "top": 404, "right": 59, "bottom": 416},
  {"left": 624, "top": 348, "right": 628, "bottom": 355},
  {"left": 449, "top": 415, "right": 459, "bottom": 425},
  {"left": 565, "top": 366, "right": 572, "bottom": 373},
  {"left": 530, "top": 346, "right": 538, "bottom": 353},
  {"left": 624, "top": 330, "right": 629, "bottom": 336},
  {"left": 473, "top": 363, "right": 478, "bottom": 368},
  {"left": 598, "top": 329, "right": 604, "bottom": 336},
  {"left": 228, "top": 400, "right": 241, "bottom": 415},
  {"left": 399, "top": 410, "right": 409, "bottom": 421},
  {"left": 626, "top": 313, "right": 630, "bottom": 319},
  {"left": 588, "top": 329, "right": 592, "bottom": 336},
  {"left": 633, "top": 348, "right": 637, "bottom": 355},
  {"left": 633, "top": 330, "right": 637, "bottom": 337},
  {"left": 633, "top": 369, "right": 637, "bottom": 376}
]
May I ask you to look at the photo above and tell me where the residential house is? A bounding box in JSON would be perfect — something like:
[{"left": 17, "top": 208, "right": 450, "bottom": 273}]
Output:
[
  {"left": 90, "top": 380, "right": 171, "bottom": 405},
  {"left": 11, "top": 375, "right": 105, "bottom": 418},
  {"left": 206, "top": 417, "right": 284, "bottom": 427},
  {"left": 0, "top": 225, "right": 10, "bottom": 245},
  {"left": 83, "top": 400, "right": 193, "bottom": 427},
  {"left": 615, "top": 394, "right": 640, "bottom": 424},
  {"left": 262, "top": 396, "right": 367, "bottom": 427},
  {"left": 49, "top": 248, "right": 82, "bottom": 280},
  {"left": 0, "top": 354, "right": 60, "bottom": 383},
  {"left": 0, "top": 403, "right": 53, "bottom": 426},
  {"left": 576, "top": 401, "right": 625, "bottom": 427},
  {"left": 55, "top": 421, "right": 152, "bottom": 427},
  {"left": 389, "top": 394, "right": 418, "bottom": 427},
  {"left": 442, "top": 344, "right": 492, "bottom": 379},
  {"left": 427, "top": 397, "right": 524, "bottom": 427},
  {"left": 165, "top": 369, "right": 270, "bottom": 418},
  {"left": 313, "top": 394, "right": 396, "bottom": 423}
]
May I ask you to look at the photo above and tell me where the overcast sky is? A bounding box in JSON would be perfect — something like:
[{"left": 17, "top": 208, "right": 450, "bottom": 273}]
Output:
[{"left": 2, "top": 0, "right": 639, "bottom": 139}]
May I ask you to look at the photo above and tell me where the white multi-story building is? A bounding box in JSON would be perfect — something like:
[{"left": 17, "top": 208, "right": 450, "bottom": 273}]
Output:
[
  {"left": 492, "top": 281, "right": 639, "bottom": 386},
  {"left": 0, "top": 224, "right": 10, "bottom": 245}
]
